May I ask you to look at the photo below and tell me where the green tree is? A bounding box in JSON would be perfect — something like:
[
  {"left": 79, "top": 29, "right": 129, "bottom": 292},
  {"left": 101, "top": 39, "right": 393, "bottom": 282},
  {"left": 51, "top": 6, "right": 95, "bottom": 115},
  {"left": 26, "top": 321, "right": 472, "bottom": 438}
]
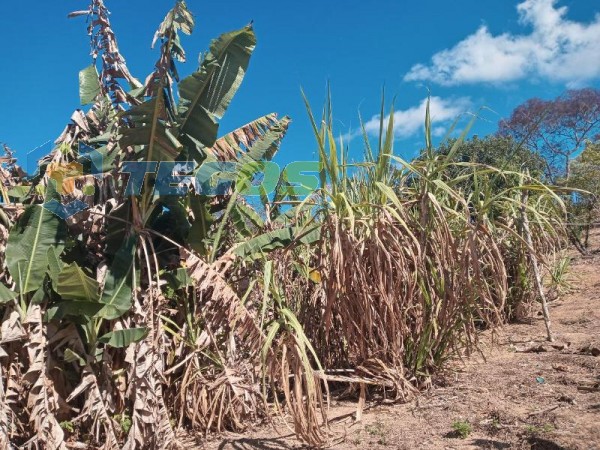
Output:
[
  {"left": 419, "top": 135, "right": 547, "bottom": 196},
  {"left": 431, "top": 135, "right": 546, "bottom": 174},
  {"left": 567, "top": 143, "right": 600, "bottom": 249}
]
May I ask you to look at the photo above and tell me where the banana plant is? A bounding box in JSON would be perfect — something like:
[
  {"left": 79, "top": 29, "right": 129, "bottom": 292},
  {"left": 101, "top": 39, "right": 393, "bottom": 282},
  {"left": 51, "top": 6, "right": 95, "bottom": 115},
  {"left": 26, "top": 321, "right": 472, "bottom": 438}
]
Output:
[{"left": 0, "top": 1, "right": 298, "bottom": 447}]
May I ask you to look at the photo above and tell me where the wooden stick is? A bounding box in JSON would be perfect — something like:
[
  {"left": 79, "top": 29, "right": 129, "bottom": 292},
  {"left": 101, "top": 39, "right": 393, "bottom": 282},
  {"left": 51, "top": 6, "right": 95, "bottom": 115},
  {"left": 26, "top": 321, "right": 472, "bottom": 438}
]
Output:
[
  {"left": 521, "top": 185, "right": 554, "bottom": 342},
  {"left": 355, "top": 383, "right": 366, "bottom": 422}
]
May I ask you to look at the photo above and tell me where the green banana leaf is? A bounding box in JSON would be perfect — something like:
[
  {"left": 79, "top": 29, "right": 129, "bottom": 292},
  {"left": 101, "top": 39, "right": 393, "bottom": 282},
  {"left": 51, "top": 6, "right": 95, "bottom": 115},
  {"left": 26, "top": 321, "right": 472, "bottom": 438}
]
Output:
[
  {"left": 240, "top": 116, "right": 291, "bottom": 163},
  {"left": 0, "top": 284, "right": 18, "bottom": 304},
  {"left": 119, "top": 93, "right": 183, "bottom": 162},
  {"left": 231, "top": 200, "right": 265, "bottom": 237},
  {"left": 188, "top": 194, "right": 214, "bottom": 255},
  {"left": 234, "top": 224, "right": 321, "bottom": 261},
  {"left": 209, "top": 114, "right": 290, "bottom": 162},
  {"left": 178, "top": 26, "right": 256, "bottom": 149},
  {"left": 47, "top": 246, "right": 64, "bottom": 291},
  {"left": 7, "top": 185, "right": 31, "bottom": 201},
  {"left": 77, "top": 144, "right": 119, "bottom": 174},
  {"left": 164, "top": 267, "right": 192, "bottom": 291},
  {"left": 64, "top": 348, "right": 86, "bottom": 366},
  {"left": 79, "top": 64, "right": 102, "bottom": 105},
  {"left": 105, "top": 199, "right": 134, "bottom": 256},
  {"left": 57, "top": 263, "right": 100, "bottom": 303},
  {"left": 96, "top": 234, "right": 137, "bottom": 320},
  {"left": 98, "top": 327, "right": 148, "bottom": 348},
  {"left": 6, "top": 183, "right": 66, "bottom": 294}
]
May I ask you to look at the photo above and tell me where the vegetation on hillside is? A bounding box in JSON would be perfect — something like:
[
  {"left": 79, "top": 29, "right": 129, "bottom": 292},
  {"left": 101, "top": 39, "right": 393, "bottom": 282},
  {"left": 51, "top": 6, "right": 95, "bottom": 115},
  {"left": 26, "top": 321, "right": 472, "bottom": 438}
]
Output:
[
  {"left": 566, "top": 142, "right": 600, "bottom": 250},
  {"left": 499, "top": 89, "right": 600, "bottom": 254},
  {"left": 498, "top": 88, "right": 600, "bottom": 182}
]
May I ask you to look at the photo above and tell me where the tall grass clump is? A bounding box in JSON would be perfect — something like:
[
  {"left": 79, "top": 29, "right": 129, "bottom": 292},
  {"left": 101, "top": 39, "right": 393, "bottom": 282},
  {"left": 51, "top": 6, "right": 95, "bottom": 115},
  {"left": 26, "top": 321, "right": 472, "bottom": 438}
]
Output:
[{"left": 283, "top": 93, "right": 567, "bottom": 408}]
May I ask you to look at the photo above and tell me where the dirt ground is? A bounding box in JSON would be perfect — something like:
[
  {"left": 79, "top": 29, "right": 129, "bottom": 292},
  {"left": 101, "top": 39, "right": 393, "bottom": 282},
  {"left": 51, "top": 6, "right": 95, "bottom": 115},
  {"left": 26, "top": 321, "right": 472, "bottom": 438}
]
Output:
[{"left": 199, "top": 231, "right": 600, "bottom": 450}]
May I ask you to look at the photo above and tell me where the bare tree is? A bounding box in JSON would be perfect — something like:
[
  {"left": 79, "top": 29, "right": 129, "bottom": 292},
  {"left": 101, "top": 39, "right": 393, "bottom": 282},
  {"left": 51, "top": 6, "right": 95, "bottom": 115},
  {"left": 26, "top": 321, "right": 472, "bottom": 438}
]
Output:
[{"left": 499, "top": 88, "right": 600, "bottom": 182}]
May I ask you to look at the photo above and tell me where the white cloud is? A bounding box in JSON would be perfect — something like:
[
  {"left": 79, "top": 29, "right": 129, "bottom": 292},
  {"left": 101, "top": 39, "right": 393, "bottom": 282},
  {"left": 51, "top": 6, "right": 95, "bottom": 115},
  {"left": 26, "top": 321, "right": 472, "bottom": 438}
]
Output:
[
  {"left": 404, "top": 0, "right": 600, "bottom": 87},
  {"left": 346, "top": 96, "right": 471, "bottom": 141}
]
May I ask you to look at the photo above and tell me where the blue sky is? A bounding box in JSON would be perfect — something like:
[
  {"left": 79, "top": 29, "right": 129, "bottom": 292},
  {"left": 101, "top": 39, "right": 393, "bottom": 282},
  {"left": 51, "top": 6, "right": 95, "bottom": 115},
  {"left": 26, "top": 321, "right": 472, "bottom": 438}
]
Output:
[{"left": 1, "top": 0, "right": 599, "bottom": 172}]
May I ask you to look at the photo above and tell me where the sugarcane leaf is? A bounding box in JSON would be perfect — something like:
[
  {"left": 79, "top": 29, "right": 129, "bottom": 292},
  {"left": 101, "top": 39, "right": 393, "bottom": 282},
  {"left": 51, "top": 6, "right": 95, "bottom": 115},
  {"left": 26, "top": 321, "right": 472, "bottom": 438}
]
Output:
[{"left": 261, "top": 320, "right": 280, "bottom": 363}]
